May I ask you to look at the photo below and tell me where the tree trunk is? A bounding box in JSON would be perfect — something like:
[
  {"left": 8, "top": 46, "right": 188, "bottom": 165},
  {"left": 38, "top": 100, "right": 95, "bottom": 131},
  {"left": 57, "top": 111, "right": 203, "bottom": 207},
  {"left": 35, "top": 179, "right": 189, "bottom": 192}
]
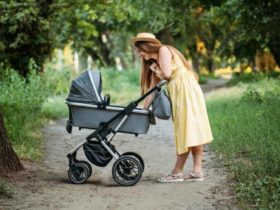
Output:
[
  {"left": 0, "top": 107, "right": 24, "bottom": 175},
  {"left": 157, "top": 28, "right": 174, "bottom": 45},
  {"left": 268, "top": 37, "right": 280, "bottom": 67},
  {"left": 191, "top": 52, "right": 200, "bottom": 74},
  {"left": 206, "top": 51, "right": 215, "bottom": 74}
]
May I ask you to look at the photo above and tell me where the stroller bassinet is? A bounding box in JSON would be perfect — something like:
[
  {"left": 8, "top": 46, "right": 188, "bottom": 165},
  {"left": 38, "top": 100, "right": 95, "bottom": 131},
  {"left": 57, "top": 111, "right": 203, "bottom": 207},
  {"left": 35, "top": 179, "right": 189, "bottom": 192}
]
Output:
[
  {"left": 66, "top": 70, "right": 167, "bottom": 186},
  {"left": 66, "top": 70, "right": 153, "bottom": 134}
]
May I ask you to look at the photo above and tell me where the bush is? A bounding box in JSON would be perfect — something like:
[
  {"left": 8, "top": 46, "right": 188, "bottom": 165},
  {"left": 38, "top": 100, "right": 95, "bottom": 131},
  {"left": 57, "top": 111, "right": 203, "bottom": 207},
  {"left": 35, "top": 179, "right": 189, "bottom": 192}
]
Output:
[
  {"left": 0, "top": 61, "right": 77, "bottom": 158},
  {"left": 198, "top": 75, "right": 208, "bottom": 84},
  {"left": 41, "top": 66, "right": 74, "bottom": 119},
  {"left": 0, "top": 66, "right": 49, "bottom": 159},
  {"left": 101, "top": 68, "right": 141, "bottom": 105},
  {"left": 43, "top": 65, "right": 73, "bottom": 95}
]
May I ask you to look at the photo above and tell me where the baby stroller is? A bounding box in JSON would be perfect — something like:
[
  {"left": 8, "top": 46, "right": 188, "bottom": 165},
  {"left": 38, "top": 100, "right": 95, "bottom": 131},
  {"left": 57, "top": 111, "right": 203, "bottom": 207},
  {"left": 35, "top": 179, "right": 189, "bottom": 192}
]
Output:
[{"left": 66, "top": 69, "right": 167, "bottom": 186}]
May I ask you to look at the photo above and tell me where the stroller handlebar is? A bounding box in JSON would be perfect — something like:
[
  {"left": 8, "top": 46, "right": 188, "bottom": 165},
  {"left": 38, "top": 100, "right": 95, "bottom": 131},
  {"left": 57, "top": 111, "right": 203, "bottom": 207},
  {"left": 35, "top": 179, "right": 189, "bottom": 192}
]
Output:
[
  {"left": 133, "top": 80, "right": 168, "bottom": 105},
  {"left": 157, "top": 80, "right": 168, "bottom": 87}
]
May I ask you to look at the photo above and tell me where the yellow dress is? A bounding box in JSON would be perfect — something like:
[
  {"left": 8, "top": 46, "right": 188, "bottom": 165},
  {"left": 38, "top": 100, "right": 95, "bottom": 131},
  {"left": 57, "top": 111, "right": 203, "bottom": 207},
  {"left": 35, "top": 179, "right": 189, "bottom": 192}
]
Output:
[{"left": 167, "top": 51, "right": 213, "bottom": 154}]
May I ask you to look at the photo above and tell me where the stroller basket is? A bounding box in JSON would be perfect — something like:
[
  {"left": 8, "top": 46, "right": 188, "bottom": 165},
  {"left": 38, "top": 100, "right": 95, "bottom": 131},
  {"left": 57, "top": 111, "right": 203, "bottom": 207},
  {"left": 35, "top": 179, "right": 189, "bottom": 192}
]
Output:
[{"left": 83, "top": 141, "right": 114, "bottom": 167}]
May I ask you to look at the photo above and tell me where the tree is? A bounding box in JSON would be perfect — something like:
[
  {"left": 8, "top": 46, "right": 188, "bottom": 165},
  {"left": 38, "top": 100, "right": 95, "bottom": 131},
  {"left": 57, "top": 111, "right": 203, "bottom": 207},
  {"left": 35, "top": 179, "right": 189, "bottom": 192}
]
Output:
[
  {"left": 0, "top": 106, "right": 24, "bottom": 174},
  {"left": 210, "top": 0, "right": 280, "bottom": 67},
  {"left": 0, "top": 0, "right": 57, "bottom": 77},
  {"left": 52, "top": 0, "right": 142, "bottom": 68}
]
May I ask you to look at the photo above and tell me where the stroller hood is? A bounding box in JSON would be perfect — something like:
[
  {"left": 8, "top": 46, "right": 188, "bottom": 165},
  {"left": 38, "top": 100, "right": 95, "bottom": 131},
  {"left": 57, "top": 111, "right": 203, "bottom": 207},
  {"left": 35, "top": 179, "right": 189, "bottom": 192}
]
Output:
[{"left": 66, "top": 70, "right": 103, "bottom": 104}]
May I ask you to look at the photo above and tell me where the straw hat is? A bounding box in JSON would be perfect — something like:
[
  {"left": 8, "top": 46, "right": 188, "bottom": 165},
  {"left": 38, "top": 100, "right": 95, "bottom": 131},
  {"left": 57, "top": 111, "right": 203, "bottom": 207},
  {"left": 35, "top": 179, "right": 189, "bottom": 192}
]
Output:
[{"left": 131, "top": 32, "right": 161, "bottom": 45}]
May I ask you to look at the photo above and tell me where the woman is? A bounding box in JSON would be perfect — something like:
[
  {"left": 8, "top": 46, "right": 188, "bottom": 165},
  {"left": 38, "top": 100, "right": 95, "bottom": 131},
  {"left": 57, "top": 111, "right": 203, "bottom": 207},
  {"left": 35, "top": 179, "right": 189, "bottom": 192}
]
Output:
[{"left": 132, "top": 32, "right": 213, "bottom": 183}]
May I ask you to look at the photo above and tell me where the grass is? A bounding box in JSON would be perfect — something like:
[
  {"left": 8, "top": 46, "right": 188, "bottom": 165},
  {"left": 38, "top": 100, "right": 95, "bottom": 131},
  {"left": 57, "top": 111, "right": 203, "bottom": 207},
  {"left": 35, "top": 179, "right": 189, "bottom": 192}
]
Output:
[
  {"left": 228, "top": 71, "right": 280, "bottom": 86},
  {"left": 0, "top": 181, "right": 12, "bottom": 199},
  {"left": 207, "top": 78, "right": 280, "bottom": 209}
]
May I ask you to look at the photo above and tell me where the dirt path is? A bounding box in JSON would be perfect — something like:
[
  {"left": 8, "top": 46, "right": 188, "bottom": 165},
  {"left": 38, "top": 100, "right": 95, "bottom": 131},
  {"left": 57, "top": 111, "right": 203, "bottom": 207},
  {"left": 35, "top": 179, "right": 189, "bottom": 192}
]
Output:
[{"left": 1, "top": 78, "right": 237, "bottom": 210}]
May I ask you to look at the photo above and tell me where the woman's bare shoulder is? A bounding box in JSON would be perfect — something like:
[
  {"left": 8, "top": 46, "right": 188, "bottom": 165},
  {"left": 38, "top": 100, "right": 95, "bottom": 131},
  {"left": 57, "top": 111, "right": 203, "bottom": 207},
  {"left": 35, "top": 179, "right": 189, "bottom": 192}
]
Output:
[{"left": 159, "top": 46, "right": 172, "bottom": 58}]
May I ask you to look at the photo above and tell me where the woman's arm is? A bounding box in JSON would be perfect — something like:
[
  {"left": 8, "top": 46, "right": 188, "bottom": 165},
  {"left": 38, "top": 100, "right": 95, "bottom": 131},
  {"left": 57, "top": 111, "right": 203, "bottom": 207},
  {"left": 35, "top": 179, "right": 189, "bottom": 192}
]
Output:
[
  {"left": 143, "top": 92, "right": 154, "bottom": 110},
  {"left": 142, "top": 47, "right": 172, "bottom": 109},
  {"left": 158, "top": 46, "right": 172, "bottom": 80},
  {"left": 142, "top": 75, "right": 156, "bottom": 109}
]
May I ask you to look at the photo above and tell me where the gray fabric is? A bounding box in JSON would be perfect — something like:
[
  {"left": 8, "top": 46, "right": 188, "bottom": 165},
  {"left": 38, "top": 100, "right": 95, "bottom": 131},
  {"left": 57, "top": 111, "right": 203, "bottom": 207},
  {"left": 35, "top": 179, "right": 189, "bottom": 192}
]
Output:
[
  {"left": 68, "top": 104, "right": 151, "bottom": 134},
  {"left": 66, "top": 70, "right": 102, "bottom": 104},
  {"left": 152, "top": 89, "right": 172, "bottom": 120}
]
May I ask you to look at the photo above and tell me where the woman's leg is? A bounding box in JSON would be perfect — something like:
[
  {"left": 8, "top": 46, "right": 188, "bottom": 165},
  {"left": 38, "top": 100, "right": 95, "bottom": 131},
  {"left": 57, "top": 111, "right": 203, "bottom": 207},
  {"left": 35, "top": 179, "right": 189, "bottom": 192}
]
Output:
[
  {"left": 158, "top": 151, "right": 190, "bottom": 182},
  {"left": 190, "top": 145, "right": 203, "bottom": 174},
  {"left": 172, "top": 151, "right": 190, "bottom": 174}
]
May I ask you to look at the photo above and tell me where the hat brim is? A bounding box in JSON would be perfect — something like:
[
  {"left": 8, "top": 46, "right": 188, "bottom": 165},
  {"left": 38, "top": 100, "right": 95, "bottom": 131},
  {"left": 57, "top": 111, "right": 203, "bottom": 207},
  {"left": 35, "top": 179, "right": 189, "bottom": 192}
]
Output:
[{"left": 131, "top": 37, "right": 161, "bottom": 45}]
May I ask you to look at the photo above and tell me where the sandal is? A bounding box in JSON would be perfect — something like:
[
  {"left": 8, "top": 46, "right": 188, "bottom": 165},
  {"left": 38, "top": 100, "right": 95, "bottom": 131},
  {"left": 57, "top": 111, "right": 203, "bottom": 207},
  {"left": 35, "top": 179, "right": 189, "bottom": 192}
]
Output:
[
  {"left": 157, "top": 173, "right": 184, "bottom": 183},
  {"left": 184, "top": 172, "right": 204, "bottom": 182}
]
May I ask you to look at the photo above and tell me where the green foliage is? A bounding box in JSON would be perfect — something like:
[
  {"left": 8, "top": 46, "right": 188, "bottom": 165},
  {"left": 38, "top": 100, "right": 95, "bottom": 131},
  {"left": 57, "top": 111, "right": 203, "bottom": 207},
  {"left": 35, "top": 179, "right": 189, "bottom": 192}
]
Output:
[
  {"left": 101, "top": 68, "right": 141, "bottom": 105},
  {"left": 49, "top": 0, "right": 280, "bottom": 70},
  {"left": 0, "top": 0, "right": 56, "bottom": 76},
  {"left": 39, "top": 63, "right": 75, "bottom": 119},
  {"left": 207, "top": 78, "right": 280, "bottom": 209},
  {"left": 41, "top": 95, "right": 69, "bottom": 120},
  {"left": 198, "top": 75, "right": 208, "bottom": 84},
  {"left": 1, "top": 0, "right": 280, "bottom": 76},
  {"left": 41, "top": 67, "right": 141, "bottom": 120},
  {"left": 0, "top": 62, "right": 77, "bottom": 158},
  {"left": 38, "top": 65, "right": 74, "bottom": 119},
  {"left": 52, "top": 0, "right": 139, "bottom": 67},
  {"left": 236, "top": 176, "right": 280, "bottom": 209},
  {"left": 0, "top": 181, "right": 12, "bottom": 199},
  {"left": 228, "top": 72, "right": 280, "bottom": 86},
  {"left": 209, "top": 0, "right": 280, "bottom": 65},
  {"left": 0, "top": 66, "right": 49, "bottom": 159},
  {"left": 43, "top": 65, "right": 73, "bottom": 96}
]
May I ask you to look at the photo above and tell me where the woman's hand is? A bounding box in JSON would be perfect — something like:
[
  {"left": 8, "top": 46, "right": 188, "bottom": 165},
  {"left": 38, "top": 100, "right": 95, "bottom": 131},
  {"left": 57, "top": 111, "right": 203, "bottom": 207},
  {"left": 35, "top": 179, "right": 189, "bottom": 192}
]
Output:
[
  {"left": 149, "top": 62, "right": 165, "bottom": 79},
  {"left": 149, "top": 62, "right": 158, "bottom": 72}
]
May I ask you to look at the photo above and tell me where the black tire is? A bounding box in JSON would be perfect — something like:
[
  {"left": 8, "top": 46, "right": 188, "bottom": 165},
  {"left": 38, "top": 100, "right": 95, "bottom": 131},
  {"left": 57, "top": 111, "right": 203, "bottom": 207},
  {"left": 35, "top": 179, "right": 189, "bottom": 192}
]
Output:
[
  {"left": 122, "top": 152, "right": 145, "bottom": 172},
  {"left": 76, "top": 160, "right": 92, "bottom": 177},
  {"left": 68, "top": 162, "right": 90, "bottom": 184},
  {"left": 112, "top": 156, "right": 142, "bottom": 186}
]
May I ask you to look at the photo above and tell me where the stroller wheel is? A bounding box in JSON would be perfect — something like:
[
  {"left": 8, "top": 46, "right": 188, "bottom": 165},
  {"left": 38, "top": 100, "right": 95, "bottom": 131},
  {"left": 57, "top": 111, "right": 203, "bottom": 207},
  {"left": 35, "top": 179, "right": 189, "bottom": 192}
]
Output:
[
  {"left": 68, "top": 162, "right": 90, "bottom": 184},
  {"left": 112, "top": 156, "right": 142, "bottom": 186},
  {"left": 122, "top": 152, "right": 145, "bottom": 172},
  {"left": 76, "top": 160, "right": 92, "bottom": 177}
]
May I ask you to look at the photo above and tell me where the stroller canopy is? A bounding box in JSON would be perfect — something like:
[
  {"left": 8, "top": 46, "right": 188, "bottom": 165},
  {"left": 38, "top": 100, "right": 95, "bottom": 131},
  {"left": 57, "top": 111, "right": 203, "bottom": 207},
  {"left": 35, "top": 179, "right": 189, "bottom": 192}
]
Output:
[{"left": 66, "top": 70, "right": 103, "bottom": 104}]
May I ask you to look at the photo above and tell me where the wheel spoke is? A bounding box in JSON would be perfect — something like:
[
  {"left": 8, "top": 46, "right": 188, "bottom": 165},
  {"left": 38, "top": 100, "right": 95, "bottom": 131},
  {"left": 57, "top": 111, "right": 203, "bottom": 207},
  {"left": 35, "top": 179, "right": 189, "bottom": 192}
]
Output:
[
  {"left": 68, "top": 162, "right": 90, "bottom": 184},
  {"left": 112, "top": 156, "right": 142, "bottom": 186}
]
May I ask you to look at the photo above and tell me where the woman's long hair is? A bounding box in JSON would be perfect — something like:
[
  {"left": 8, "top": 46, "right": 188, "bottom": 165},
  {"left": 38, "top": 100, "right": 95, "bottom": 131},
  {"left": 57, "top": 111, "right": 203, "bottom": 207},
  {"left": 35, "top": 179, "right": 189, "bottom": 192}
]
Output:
[{"left": 135, "top": 41, "right": 197, "bottom": 95}]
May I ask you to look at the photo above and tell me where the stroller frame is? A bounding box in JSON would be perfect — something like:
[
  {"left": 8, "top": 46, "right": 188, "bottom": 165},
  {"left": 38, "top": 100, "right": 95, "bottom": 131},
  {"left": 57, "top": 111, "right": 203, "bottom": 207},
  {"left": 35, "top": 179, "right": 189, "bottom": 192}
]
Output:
[{"left": 66, "top": 70, "right": 167, "bottom": 186}]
